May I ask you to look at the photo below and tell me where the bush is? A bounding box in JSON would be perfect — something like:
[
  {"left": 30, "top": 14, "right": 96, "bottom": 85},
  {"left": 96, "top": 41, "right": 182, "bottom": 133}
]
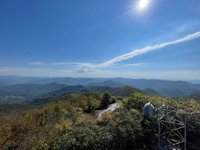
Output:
[
  {"left": 106, "top": 108, "right": 143, "bottom": 149},
  {"left": 125, "top": 93, "right": 148, "bottom": 111},
  {"left": 52, "top": 124, "right": 113, "bottom": 150}
]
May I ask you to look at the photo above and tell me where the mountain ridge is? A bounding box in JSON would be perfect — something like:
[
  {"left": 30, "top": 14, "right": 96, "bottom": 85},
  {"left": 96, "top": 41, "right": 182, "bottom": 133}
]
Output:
[{"left": 0, "top": 76, "right": 200, "bottom": 98}]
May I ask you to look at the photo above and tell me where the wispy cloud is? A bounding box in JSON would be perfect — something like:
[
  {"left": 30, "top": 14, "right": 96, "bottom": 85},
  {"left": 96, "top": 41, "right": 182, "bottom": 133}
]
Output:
[
  {"left": 30, "top": 61, "right": 45, "bottom": 65},
  {"left": 30, "top": 61, "right": 91, "bottom": 67},
  {"left": 52, "top": 62, "right": 69, "bottom": 65},
  {"left": 0, "top": 67, "right": 71, "bottom": 77},
  {"left": 29, "top": 31, "right": 200, "bottom": 74},
  {"left": 75, "top": 63, "right": 94, "bottom": 73},
  {"left": 124, "top": 63, "right": 142, "bottom": 67},
  {"left": 52, "top": 62, "right": 88, "bottom": 66},
  {"left": 1, "top": 66, "right": 200, "bottom": 80},
  {"left": 96, "top": 31, "right": 200, "bottom": 68},
  {"left": 174, "top": 21, "right": 200, "bottom": 34},
  {"left": 29, "top": 61, "right": 94, "bottom": 73}
]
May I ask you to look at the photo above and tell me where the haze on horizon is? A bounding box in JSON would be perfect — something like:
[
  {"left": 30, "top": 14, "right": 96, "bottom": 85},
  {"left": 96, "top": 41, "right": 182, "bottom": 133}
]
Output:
[{"left": 0, "top": 0, "right": 200, "bottom": 80}]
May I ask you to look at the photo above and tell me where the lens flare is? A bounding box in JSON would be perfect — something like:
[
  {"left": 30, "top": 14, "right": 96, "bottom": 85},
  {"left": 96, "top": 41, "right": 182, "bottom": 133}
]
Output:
[{"left": 138, "top": 0, "right": 149, "bottom": 10}]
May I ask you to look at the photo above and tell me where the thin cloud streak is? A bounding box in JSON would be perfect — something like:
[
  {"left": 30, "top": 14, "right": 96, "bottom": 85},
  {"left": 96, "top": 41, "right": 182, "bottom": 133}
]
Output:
[
  {"left": 30, "top": 31, "right": 200, "bottom": 73},
  {"left": 52, "top": 62, "right": 90, "bottom": 66},
  {"left": 30, "top": 62, "right": 91, "bottom": 66},
  {"left": 97, "top": 31, "right": 200, "bottom": 68},
  {"left": 124, "top": 63, "right": 143, "bottom": 67},
  {"left": 1, "top": 66, "right": 200, "bottom": 80},
  {"left": 30, "top": 61, "right": 45, "bottom": 65}
]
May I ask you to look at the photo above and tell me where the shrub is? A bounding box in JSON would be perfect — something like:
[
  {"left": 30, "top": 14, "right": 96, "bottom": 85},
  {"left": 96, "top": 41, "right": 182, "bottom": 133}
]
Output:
[{"left": 52, "top": 124, "right": 113, "bottom": 150}]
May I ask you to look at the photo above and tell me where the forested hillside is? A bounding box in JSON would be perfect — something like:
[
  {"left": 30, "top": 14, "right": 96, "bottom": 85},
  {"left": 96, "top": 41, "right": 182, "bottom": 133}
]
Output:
[
  {"left": 1, "top": 76, "right": 200, "bottom": 98},
  {"left": 0, "top": 84, "right": 140, "bottom": 107},
  {"left": 0, "top": 92, "right": 200, "bottom": 150}
]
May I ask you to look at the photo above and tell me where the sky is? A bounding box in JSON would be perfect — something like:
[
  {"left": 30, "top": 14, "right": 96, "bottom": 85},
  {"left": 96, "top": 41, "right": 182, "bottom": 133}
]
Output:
[{"left": 0, "top": 0, "right": 200, "bottom": 80}]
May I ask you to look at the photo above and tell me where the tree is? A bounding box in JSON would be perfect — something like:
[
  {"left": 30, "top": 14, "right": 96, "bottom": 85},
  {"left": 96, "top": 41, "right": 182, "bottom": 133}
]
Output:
[
  {"left": 86, "top": 101, "right": 94, "bottom": 113},
  {"left": 100, "top": 93, "right": 111, "bottom": 109}
]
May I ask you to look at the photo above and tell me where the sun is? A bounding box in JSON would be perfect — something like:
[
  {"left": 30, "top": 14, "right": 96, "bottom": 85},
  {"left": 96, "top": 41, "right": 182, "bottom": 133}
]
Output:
[
  {"left": 128, "top": 0, "right": 152, "bottom": 18},
  {"left": 138, "top": 0, "right": 149, "bottom": 11}
]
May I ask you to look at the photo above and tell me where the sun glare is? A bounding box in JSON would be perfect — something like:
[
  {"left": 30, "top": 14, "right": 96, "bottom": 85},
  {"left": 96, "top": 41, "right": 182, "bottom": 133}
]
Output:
[
  {"left": 138, "top": 0, "right": 149, "bottom": 11},
  {"left": 128, "top": 0, "right": 151, "bottom": 18}
]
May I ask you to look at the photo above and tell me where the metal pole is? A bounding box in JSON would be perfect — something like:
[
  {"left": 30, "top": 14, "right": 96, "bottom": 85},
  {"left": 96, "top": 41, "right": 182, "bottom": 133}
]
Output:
[
  {"left": 184, "top": 115, "right": 187, "bottom": 150},
  {"left": 158, "top": 120, "right": 161, "bottom": 149}
]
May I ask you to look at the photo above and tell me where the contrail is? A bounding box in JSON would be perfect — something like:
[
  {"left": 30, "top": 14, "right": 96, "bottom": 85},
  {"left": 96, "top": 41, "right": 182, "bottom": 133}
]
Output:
[{"left": 96, "top": 31, "right": 200, "bottom": 68}]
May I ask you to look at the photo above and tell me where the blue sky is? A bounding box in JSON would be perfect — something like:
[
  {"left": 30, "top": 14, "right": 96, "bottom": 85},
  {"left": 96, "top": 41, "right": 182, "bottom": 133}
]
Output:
[{"left": 0, "top": 0, "right": 200, "bottom": 79}]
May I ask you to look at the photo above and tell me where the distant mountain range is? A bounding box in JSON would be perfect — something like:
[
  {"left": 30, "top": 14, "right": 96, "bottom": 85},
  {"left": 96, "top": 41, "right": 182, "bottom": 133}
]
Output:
[
  {"left": 0, "top": 76, "right": 200, "bottom": 100},
  {"left": 0, "top": 82, "right": 66, "bottom": 103},
  {"left": 28, "top": 85, "right": 142, "bottom": 106}
]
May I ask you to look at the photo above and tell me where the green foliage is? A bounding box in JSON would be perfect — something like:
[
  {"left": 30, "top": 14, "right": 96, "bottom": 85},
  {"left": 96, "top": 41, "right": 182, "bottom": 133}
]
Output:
[
  {"left": 52, "top": 124, "right": 113, "bottom": 150},
  {"left": 125, "top": 92, "right": 148, "bottom": 111},
  {"left": 140, "top": 118, "right": 158, "bottom": 149},
  {"left": 0, "top": 103, "right": 31, "bottom": 116},
  {"left": 106, "top": 108, "right": 143, "bottom": 149},
  {"left": 186, "top": 113, "right": 200, "bottom": 149},
  {"left": 0, "top": 92, "right": 200, "bottom": 150},
  {"left": 99, "top": 93, "right": 111, "bottom": 109},
  {"left": 0, "top": 83, "right": 66, "bottom": 103},
  {"left": 33, "top": 139, "right": 49, "bottom": 150},
  {"left": 99, "top": 93, "right": 116, "bottom": 109},
  {"left": 86, "top": 101, "right": 94, "bottom": 113}
]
